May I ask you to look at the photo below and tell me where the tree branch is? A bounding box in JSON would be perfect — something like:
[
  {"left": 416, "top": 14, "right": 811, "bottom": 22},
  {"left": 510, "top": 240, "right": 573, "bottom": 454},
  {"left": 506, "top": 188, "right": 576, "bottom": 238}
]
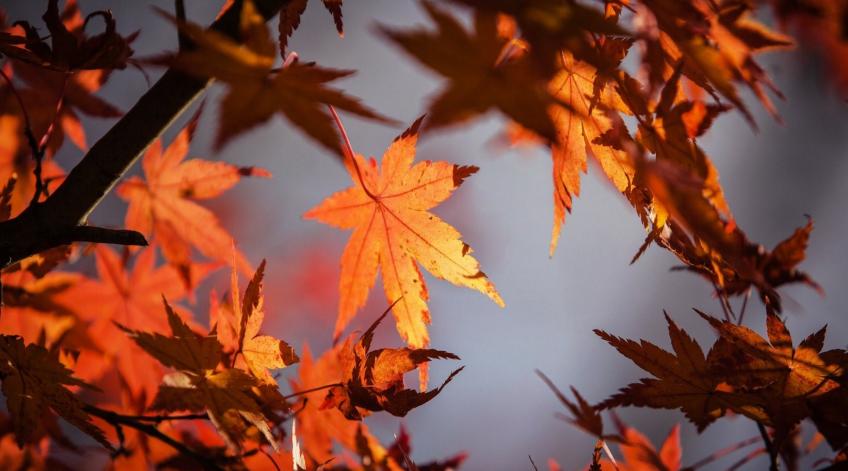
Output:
[
  {"left": 0, "top": 0, "right": 291, "bottom": 269},
  {"left": 114, "top": 412, "right": 208, "bottom": 423},
  {"left": 84, "top": 405, "right": 234, "bottom": 470}
]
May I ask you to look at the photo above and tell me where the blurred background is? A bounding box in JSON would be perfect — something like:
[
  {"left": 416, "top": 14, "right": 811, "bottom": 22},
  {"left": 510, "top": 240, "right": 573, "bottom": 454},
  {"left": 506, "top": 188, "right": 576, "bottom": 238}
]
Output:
[{"left": 6, "top": 1, "right": 848, "bottom": 469}]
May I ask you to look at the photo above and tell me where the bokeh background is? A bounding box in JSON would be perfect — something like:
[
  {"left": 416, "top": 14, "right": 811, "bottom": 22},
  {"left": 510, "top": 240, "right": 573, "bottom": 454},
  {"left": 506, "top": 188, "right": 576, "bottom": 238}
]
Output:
[{"left": 5, "top": 1, "right": 848, "bottom": 469}]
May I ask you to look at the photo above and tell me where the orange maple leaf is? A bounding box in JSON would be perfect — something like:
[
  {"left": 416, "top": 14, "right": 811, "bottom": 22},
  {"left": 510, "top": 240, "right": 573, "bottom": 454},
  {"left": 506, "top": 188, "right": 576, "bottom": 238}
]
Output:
[
  {"left": 215, "top": 259, "right": 299, "bottom": 384},
  {"left": 305, "top": 116, "right": 504, "bottom": 351},
  {"left": 601, "top": 421, "right": 681, "bottom": 471},
  {"left": 120, "top": 298, "right": 280, "bottom": 450},
  {"left": 290, "top": 342, "right": 389, "bottom": 467},
  {"left": 320, "top": 307, "right": 463, "bottom": 420},
  {"left": 0, "top": 269, "right": 78, "bottom": 346},
  {"left": 62, "top": 245, "right": 214, "bottom": 401},
  {"left": 635, "top": 0, "right": 792, "bottom": 124},
  {"left": 1, "top": 1, "right": 125, "bottom": 154},
  {"left": 16, "top": 66, "right": 123, "bottom": 153},
  {"left": 117, "top": 110, "right": 268, "bottom": 285},
  {"left": 545, "top": 52, "right": 634, "bottom": 255}
]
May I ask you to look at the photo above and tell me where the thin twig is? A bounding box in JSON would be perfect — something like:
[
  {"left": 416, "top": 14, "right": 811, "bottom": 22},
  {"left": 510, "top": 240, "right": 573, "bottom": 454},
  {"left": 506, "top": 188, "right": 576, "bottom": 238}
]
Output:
[
  {"left": 757, "top": 422, "right": 779, "bottom": 471},
  {"left": 727, "top": 447, "right": 767, "bottom": 471},
  {"left": 29, "top": 73, "right": 68, "bottom": 206},
  {"left": 115, "top": 412, "right": 208, "bottom": 423},
  {"left": 36, "top": 73, "right": 69, "bottom": 152},
  {"left": 0, "top": 67, "right": 44, "bottom": 205},
  {"left": 260, "top": 447, "right": 282, "bottom": 471},
  {"left": 738, "top": 288, "right": 752, "bottom": 325},
  {"left": 111, "top": 422, "right": 128, "bottom": 458},
  {"left": 175, "top": 0, "right": 189, "bottom": 51},
  {"left": 722, "top": 290, "right": 737, "bottom": 320},
  {"left": 712, "top": 280, "right": 733, "bottom": 322},
  {"left": 687, "top": 435, "right": 760, "bottom": 470},
  {"left": 291, "top": 398, "right": 309, "bottom": 417},
  {"left": 283, "top": 383, "right": 342, "bottom": 400},
  {"left": 84, "top": 405, "right": 231, "bottom": 470},
  {"left": 29, "top": 72, "right": 69, "bottom": 205}
]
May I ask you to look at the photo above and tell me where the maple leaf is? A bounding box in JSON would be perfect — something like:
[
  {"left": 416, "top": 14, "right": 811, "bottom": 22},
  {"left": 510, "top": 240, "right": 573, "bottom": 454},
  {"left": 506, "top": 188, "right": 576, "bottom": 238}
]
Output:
[
  {"left": 0, "top": 270, "right": 78, "bottom": 347},
  {"left": 215, "top": 259, "right": 299, "bottom": 384},
  {"left": 599, "top": 308, "right": 848, "bottom": 454},
  {"left": 1, "top": 0, "right": 124, "bottom": 153},
  {"left": 596, "top": 312, "right": 758, "bottom": 431},
  {"left": 121, "top": 298, "right": 280, "bottom": 450},
  {"left": 0, "top": 3, "right": 123, "bottom": 209},
  {"left": 0, "top": 335, "right": 109, "bottom": 449},
  {"left": 379, "top": 1, "right": 562, "bottom": 142},
  {"left": 279, "top": 0, "right": 344, "bottom": 56},
  {"left": 753, "top": 217, "right": 821, "bottom": 297},
  {"left": 304, "top": 116, "right": 503, "bottom": 351},
  {"left": 291, "top": 343, "right": 390, "bottom": 466},
  {"left": 635, "top": 0, "right": 792, "bottom": 123},
  {"left": 635, "top": 63, "right": 732, "bottom": 224},
  {"left": 773, "top": 0, "right": 848, "bottom": 93},
  {"left": 321, "top": 308, "right": 464, "bottom": 420},
  {"left": 117, "top": 109, "right": 267, "bottom": 286},
  {"left": 446, "top": 0, "right": 627, "bottom": 76},
  {"left": 61, "top": 245, "right": 213, "bottom": 401},
  {"left": 602, "top": 420, "right": 681, "bottom": 471},
  {"left": 158, "top": 0, "right": 390, "bottom": 152},
  {"left": 0, "top": 0, "right": 134, "bottom": 72},
  {"left": 383, "top": 424, "right": 468, "bottom": 471},
  {"left": 278, "top": 0, "right": 308, "bottom": 56},
  {"left": 536, "top": 370, "right": 605, "bottom": 439},
  {"left": 639, "top": 157, "right": 819, "bottom": 311},
  {"left": 544, "top": 51, "right": 634, "bottom": 254},
  {"left": 346, "top": 423, "right": 467, "bottom": 471},
  {"left": 15, "top": 65, "right": 123, "bottom": 153},
  {"left": 698, "top": 309, "right": 843, "bottom": 444},
  {"left": 0, "top": 434, "right": 51, "bottom": 471}
]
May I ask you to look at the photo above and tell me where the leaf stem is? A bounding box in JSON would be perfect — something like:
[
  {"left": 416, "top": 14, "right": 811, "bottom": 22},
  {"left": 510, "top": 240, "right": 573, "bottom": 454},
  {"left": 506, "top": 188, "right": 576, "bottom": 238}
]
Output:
[
  {"left": 738, "top": 288, "right": 751, "bottom": 325},
  {"left": 711, "top": 280, "right": 734, "bottom": 322},
  {"left": 757, "top": 422, "right": 779, "bottom": 471},
  {"left": 327, "top": 105, "right": 378, "bottom": 200}
]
